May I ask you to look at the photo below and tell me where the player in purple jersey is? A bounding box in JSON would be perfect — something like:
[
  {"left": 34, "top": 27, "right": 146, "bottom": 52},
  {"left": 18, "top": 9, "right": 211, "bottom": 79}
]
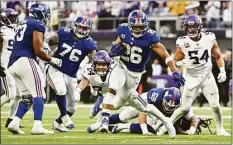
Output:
[
  {"left": 45, "top": 16, "right": 96, "bottom": 132},
  {"left": 96, "top": 10, "right": 185, "bottom": 139},
  {"left": 7, "top": 3, "right": 61, "bottom": 135}
]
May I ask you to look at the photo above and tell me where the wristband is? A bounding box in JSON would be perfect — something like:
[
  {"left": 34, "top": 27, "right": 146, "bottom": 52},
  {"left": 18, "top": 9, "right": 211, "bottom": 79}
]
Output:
[{"left": 165, "top": 56, "right": 173, "bottom": 65}]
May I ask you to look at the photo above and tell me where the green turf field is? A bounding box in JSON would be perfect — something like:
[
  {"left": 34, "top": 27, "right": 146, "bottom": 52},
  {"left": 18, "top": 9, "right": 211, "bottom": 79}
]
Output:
[{"left": 1, "top": 104, "right": 232, "bottom": 144}]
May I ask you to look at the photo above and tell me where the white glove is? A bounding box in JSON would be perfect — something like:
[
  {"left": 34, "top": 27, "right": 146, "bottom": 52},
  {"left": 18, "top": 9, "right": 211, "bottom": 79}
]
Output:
[
  {"left": 217, "top": 67, "right": 226, "bottom": 83},
  {"left": 185, "top": 126, "right": 196, "bottom": 135},
  {"left": 50, "top": 57, "right": 62, "bottom": 67},
  {"left": 75, "top": 87, "right": 81, "bottom": 102}
]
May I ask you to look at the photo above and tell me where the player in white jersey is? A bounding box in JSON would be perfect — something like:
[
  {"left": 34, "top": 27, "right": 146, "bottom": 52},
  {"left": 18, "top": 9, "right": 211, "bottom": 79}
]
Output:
[
  {"left": 0, "top": 8, "right": 24, "bottom": 128},
  {"left": 157, "top": 14, "right": 230, "bottom": 136},
  {"left": 77, "top": 50, "right": 113, "bottom": 119}
]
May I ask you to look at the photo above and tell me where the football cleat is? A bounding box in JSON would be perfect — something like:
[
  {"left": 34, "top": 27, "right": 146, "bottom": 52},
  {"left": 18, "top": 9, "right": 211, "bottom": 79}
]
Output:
[
  {"left": 61, "top": 114, "right": 75, "bottom": 129},
  {"left": 111, "top": 125, "right": 119, "bottom": 134},
  {"left": 31, "top": 125, "right": 54, "bottom": 135},
  {"left": 8, "top": 122, "right": 25, "bottom": 135},
  {"left": 5, "top": 118, "right": 24, "bottom": 128},
  {"left": 52, "top": 121, "right": 70, "bottom": 133},
  {"left": 87, "top": 122, "right": 101, "bottom": 133},
  {"left": 98, "top": 117, "right": 109, "bottom": 133},
  {"left": 164, "top": 120, "right": 176, "bottom": 139},
  {"left": 217, "top": 129, "right": 231, "bottom": 136}
]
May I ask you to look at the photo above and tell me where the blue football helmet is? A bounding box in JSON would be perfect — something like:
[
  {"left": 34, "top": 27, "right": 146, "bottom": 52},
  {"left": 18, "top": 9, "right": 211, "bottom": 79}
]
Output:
[
  {"left": 93, "top": 50, "right": 111, "bottom": 76},
  {"left": 183, "top": 14, "right": 203, "bottom": 38},
  {"left": 0, "top": 8, "right": 18, "bottom": 27},
  {"left": 128, "top": 10, "right": 149, "bottom": 38},
  {"left": 73, "top": 16, "right": 92, "bottom": 38},
  {"left": 162, "top": 87, "right": 181, "bottom": 113},
  {"left": 29, "top": 3, "right": 51, "bottom": 25}
]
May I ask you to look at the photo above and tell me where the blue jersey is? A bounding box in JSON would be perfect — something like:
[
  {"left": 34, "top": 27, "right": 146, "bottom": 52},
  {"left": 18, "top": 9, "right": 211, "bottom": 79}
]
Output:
[
  {"left": 53, "top": 27, "right": 96, "bottom": 77},
  {"left": 146, "top": 88, "right": 173, "bottom": 117},
  {"left": 8, "top": 19, "right": 46, "bottom": 67},
  {"left": 117, "top": 23, "right": 160, "bottom": 72}
]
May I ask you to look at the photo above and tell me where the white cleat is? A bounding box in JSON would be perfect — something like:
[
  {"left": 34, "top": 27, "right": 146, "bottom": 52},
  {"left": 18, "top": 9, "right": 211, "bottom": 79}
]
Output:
[
  {"left": 8, "top": 122, "right": 25, "bottom": 135},
  {"left": 31, "top": 125, "right": 54, "bottom": 135},
  {"left": 61, "top": 115, "right": 75, "bottom": 129},
  {"left": 217, "top": 129, "right": 231, "bottom": 136},
  {"left": 156, "top": 125, "right": 167, "bottom": 136},
  {"left": 52, "top": 121, "right": 70, "bottom": 133}
]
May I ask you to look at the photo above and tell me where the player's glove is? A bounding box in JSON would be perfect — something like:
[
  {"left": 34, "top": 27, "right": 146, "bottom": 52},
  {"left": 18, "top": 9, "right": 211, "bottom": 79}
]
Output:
[
  {"left": 172, "top": 71, "right": 185, "bottom": 87},
  {"left": 0, "top": 66, "right": 6, "bottom": 77},
  {"left": 217, "top": 67, "right": 226, "bottom": 83},
  {"left": 50, "top": 57, "right": 62, "bottom": 67},
  {"left": 108, "top": 43, "right": 125, "bottom": 57}
]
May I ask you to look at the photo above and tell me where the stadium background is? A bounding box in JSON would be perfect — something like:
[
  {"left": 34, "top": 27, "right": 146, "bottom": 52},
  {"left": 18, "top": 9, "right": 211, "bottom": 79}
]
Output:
[{"left": 0, "top": 1, "right": 232, "bottom": 107}]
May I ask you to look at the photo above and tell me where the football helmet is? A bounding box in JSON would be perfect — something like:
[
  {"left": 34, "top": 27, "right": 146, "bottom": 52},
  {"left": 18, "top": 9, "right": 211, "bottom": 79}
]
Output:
[
  {"left": 93, "top": 50, "right": 111, "bottom": 76},
  {"left": 128, "top": 10, "right": 148, "bottom": 38},
  {"left": 183, "top": 14, "right": 203, "bottom": 38},
  {"left": 0, "top": 8, "right": 18, "bottom": 27},
  {"left": 73, "top": 16, "right": 92, "bottom": 38},
  {"left": 29, "top": 3, "right": 51, "bottom": 25},
  {"left": 162, "top": 87, "right": 181, "bottom": 113}
]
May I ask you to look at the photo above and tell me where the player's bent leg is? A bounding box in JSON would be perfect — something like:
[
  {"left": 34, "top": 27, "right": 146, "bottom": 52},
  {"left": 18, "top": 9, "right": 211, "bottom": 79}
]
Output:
[
  {"left": 1, "top": 77, "right": 10, "bottom": 106},
  {"left": 109, "top": 106, "right": 139, "bottom": 124}
]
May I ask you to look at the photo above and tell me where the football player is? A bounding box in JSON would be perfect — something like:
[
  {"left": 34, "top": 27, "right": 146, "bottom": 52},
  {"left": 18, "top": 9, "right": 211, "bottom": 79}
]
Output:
[
  {"left": 0, "top": 8, "right": 26, "bottom": 128},
  {"left": 76, "top": 50, "right": 113, "bottom": 121},
  {"left": 7, "top": 3, "right": 60, "bottom": 135},
  {"left": 158, "top": 14, "right": 230, "bottom": 136},
  {"left": 98, "top": 10, "right": 185, "bottom": 139},
  {"left": 108, "top": 87, "right": 200, "bottom": 135},
  {"left": 45, "top": 16, "right": 96, "bottom": 132}
]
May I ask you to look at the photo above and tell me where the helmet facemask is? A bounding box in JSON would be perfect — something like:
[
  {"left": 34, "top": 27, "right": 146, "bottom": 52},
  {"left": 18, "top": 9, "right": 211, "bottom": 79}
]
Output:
[
  {"left": 74, "top": 22, "right": 91, "bottom": 38},
  {"left": 128, "top": 23, "right": 148, "bottom": 38},
  {"left": 94, "top": 62, "right": 110, "bottom": 77}
]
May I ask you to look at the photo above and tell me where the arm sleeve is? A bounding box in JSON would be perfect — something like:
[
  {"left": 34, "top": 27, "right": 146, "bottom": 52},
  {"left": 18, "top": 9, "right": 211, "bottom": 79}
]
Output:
[{"left": 33, "top": 22, "right": 46, "bottom": 34}]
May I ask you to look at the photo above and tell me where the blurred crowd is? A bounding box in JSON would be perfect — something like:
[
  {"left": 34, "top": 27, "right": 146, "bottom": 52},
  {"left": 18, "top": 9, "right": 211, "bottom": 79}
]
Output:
[{"left": 1, "top": 1, "right": 232, "bottom": 31}]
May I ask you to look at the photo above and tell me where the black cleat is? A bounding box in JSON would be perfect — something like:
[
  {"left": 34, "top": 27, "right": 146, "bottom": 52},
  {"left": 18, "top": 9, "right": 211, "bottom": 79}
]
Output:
[{"left": 5, "top": 118, "right": 24, "bottom": 128}]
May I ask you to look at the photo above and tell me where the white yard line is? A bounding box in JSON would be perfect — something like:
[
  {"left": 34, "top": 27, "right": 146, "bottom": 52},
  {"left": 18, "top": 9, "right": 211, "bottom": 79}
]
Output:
[{"left": 2, "top": 103, "right": 232, "bottom": 110}]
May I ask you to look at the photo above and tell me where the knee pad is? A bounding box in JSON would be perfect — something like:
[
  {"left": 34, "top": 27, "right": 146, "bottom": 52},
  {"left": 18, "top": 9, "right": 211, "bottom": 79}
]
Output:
[{"left": 22, "top": 94, "right": 33, "bottom": 109}]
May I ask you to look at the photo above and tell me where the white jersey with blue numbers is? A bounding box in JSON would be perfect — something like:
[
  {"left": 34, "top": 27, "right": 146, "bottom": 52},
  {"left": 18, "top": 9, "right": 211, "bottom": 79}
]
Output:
[
  {"left": 176, "top": 32, "right": 215, "bottom": 75},
  {"left": 117, "top": 23, "right": 160, "bottom": 72},
  {"left": 53, "top": 27, "right": 96, "bottom": 78},
  {"left": 82, "top": 63, "right": 116, "bottom": 95},
  {"left": 0, "top": 26, "right": 16, "bottom": 68},
  {"left": 8, "top": 19, "right": 46, "bottom": 68}
]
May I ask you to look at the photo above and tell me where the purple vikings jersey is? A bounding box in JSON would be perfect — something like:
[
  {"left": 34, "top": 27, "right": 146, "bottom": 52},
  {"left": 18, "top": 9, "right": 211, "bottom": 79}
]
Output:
[
  {"left": 117, "top": 23, "right": 160, "bottom": 72},
  {"left": 146, "top": 88, "right": 173, "bottom": 117},
  {"left": 8, "top": 19, "right": 46, "bottom": 67},
  {"left": 53, "top": 27, "right": 96, "bottom": 77}
]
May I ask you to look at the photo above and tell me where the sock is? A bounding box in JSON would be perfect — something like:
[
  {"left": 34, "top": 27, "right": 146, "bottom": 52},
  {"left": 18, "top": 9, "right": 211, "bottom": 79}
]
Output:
[
  {"left": 56, "top": 110, "right": 74, "bottom": 124},
  {"left": 15, "top": 101, "right": 29, "bottom": 119},
  {"left": 109, "top": 114, "right": 123, "bottom": 124},
  {"left": 8, "top": 96, "right": 21, "bottom": 119},
  {"left": 33, "top": 97, "right": 44, "bottom": 121},
  {"left": 34, "top": 120, "right": 42, "bottom": 126},
  {"left": 130, "top": 123, "right": 156, "bottom": 134},
  {"left": 1, "top": 94, "right": 10, "bottom": 106},
  {"left": 55, "top": 95, "right": 67, "bottom": 117},
  {"left": 212, "top": 106, "right": 223, "bottom": 130},
  {"left": 67, "top": 111, "right": 74, "bottom": 117}
]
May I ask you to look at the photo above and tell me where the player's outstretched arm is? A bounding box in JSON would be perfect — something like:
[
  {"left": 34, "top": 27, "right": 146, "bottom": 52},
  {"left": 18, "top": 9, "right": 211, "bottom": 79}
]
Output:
[
  {"left": 75, "top": 78, "right": 90, "bottom": 101},
  {"left": 212, "top": 41, "right": 226, "bottom": 83},
  {"left": 173, "top": 47, "right": 185, "bottom": 66},
  {"left": 45, "top": 32, "right": 59, "bottom": 52},
  {"left": 152, "top": 42, "right": 185, "bottom": 87},
  {"left": 152, "top": 42, "right": 177, "bottom": 72},
  {"left": 33, "top": 31, "right": 62, "bottom": 67}
]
